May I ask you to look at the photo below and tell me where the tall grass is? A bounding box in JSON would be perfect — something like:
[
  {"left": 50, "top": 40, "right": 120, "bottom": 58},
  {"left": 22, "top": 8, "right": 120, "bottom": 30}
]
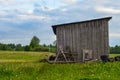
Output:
[
  {"left": 0, "top": 52, "right": 120, "bottom": 80},
  {"left": 109, "top": 54, "right": 120, "bottom": 58},
  {"left": 0, "top": 51, "right": 53, "bottom": 62},
  {"left": 0, "top": 62, "right": 120, "bottom": 80}
]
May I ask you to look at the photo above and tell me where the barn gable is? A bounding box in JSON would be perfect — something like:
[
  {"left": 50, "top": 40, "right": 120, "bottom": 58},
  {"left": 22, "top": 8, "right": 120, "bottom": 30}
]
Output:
[{"left": 52, "top": 17, "right": 112, "bottom": 62}]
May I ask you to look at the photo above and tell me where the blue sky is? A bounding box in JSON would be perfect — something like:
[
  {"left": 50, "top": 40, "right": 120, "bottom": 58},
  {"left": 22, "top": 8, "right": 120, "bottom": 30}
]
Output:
[{"left": 0, "top": 0, "right": 120, "bottom": 46}]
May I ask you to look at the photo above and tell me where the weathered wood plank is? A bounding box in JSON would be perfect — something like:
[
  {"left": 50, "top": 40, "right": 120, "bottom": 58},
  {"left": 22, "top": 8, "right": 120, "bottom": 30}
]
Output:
[{"left": 54, "top": 17, "right": 111, "bottom": 62}]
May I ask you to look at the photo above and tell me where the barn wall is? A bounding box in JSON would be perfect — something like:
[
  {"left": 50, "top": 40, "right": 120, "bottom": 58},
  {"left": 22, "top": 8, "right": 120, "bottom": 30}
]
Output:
[{"left": 56, "top": 19, "right": 110, "bottom": 62}]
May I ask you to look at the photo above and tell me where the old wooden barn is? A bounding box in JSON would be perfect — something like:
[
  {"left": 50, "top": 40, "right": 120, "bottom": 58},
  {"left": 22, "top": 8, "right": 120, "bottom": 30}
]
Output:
[{"left": 52, "top": 17, "right": 112, "bottom": 63}]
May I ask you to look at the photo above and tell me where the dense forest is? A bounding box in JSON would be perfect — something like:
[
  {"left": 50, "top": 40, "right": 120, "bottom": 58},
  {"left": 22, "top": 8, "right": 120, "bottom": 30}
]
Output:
[
  {"left": 0, "top": 36, "right": 120, "bottom": 54},
  {"left": 0, "top": 36, "right": 56, "bottom": 53}
]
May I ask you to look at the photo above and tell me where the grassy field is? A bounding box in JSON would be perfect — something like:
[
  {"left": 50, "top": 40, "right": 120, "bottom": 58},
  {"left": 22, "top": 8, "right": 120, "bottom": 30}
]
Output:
[
  {"left": 0, "top": 51, "right": 120, "bottom": 80},
  {"left": 0, "top": 51, "right": 51, "bottom": 62},
  {"left": 109, "top": 54, "right": 120, "bottom": 58}
]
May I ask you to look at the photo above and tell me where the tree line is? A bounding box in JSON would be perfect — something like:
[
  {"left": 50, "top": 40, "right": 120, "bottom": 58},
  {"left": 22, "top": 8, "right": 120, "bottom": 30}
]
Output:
[
  {"left": 0, "top": 36, "right": 120, "bottom": 54},
  {"left": 110, "top": 45, "right": 120, "bottom": 54},
  {"left": 0, "top": 36, "right": 56, "bottom": 53}
]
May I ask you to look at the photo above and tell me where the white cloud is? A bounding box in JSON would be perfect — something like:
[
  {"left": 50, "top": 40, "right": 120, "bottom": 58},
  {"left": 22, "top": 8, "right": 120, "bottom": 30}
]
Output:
[
  {"left": 88, "top": 0, "right": 110, "bottom": 5},
  {"left": 62, "top": 0, "right": 77, "bottom": 4},
  {"left": 26, "top": 10, "right": 33, "bottom": 14},
  {"left": 95, "top": 6, "right": 120, "bottom": 14},
  {"left": 0, "top": 0, "right": 120, "bottom": 46},
  {"left": 0, "top": 38, "right": 30, "bottom": 45},
  {"left": 0, "top": 10, "right": 7, "bottom": 16},
  {"left": 0, "top": 0, "right": 32, "bottom": 6},
  {"left": 110, "top": 33, "right": 120, "bottom": 37},
  {"left": 38, "top": 6, "right": 55, "bottom": 11},
  {"left": 17, "top": 14, "right": 51, "bottom": 23},
  {"left": 0, "top": 0, "right": 20, "bottom": 6}
]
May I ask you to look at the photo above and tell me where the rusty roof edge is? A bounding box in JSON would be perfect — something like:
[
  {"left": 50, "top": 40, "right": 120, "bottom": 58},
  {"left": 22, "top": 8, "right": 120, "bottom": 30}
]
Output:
[{"left": 52, "top": 16, "right": 112, "bottom": 34}]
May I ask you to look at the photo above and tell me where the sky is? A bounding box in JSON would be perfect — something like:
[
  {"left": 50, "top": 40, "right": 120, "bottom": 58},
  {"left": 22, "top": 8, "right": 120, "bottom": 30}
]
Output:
[{"left": 0, "top": 0, "right": 120, "bottom": 46}]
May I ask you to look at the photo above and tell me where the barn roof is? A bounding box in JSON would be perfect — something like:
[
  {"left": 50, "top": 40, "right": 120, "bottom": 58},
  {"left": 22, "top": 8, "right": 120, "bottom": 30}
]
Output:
[{"left": 52, "top": 17, "right": 112, "bottom": 34}]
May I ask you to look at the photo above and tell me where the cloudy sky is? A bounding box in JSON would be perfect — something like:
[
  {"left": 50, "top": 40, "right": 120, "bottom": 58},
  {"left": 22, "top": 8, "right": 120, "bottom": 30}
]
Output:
[{"left": 0, "top": 0, "right": 120, "bottom": 46}]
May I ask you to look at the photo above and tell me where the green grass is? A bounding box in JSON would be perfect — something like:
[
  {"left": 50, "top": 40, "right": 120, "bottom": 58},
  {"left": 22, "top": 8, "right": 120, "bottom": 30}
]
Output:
[
  {"left": 0, "top": 51, "right": 53, "bottom": 62},
  {"left": 0, "top": 51, "right": 120, "bottom": 80},
  {"left": 109, "top": 54, "right": 120, "bottom": 58}
]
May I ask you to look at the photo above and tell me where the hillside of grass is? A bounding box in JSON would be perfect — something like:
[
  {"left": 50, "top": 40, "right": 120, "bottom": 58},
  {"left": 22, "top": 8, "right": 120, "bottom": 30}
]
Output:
[{"left": 0, "top": 51, "right": 120, "bottom": 80}]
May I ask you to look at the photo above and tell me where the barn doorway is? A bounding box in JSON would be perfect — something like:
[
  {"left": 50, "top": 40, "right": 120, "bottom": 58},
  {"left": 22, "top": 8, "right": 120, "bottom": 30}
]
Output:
[{"left": 83, "top": 49, "right": 92, "bottom": 62}]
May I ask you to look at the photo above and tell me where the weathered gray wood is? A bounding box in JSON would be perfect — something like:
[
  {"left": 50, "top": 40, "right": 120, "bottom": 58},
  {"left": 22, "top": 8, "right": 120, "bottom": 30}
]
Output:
[
  {"left": 54, "top": 46, "right": 68, "bottom": 62},
  {"left": 52, "top": 17, "right": 111, "bottom": 63}
]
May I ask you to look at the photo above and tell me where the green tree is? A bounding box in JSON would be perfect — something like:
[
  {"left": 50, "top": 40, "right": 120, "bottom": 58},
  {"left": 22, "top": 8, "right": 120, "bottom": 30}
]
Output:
[
  {"left": 24, "top": 45, "right": 31, "bottom": 51},
  {"left": 15, "top": 44, "right": 23, "bottom": 51},
  {"left": 0, "top": 43, "right": 13, "bottom": 51},
  {"left": 30, "top": 36, "right": 40, "bottom": 51},
  {"left": 8, "top": 44, "right": 16, "bottom": 50},
  {"left": 110, "top": 45, "right": 120, "bottom": 54}
]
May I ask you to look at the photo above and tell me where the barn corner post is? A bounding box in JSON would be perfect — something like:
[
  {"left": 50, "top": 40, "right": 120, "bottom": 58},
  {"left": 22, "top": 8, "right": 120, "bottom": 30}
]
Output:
[{"left": 52, "top": 17, "right": 112, "bottom": 63}]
